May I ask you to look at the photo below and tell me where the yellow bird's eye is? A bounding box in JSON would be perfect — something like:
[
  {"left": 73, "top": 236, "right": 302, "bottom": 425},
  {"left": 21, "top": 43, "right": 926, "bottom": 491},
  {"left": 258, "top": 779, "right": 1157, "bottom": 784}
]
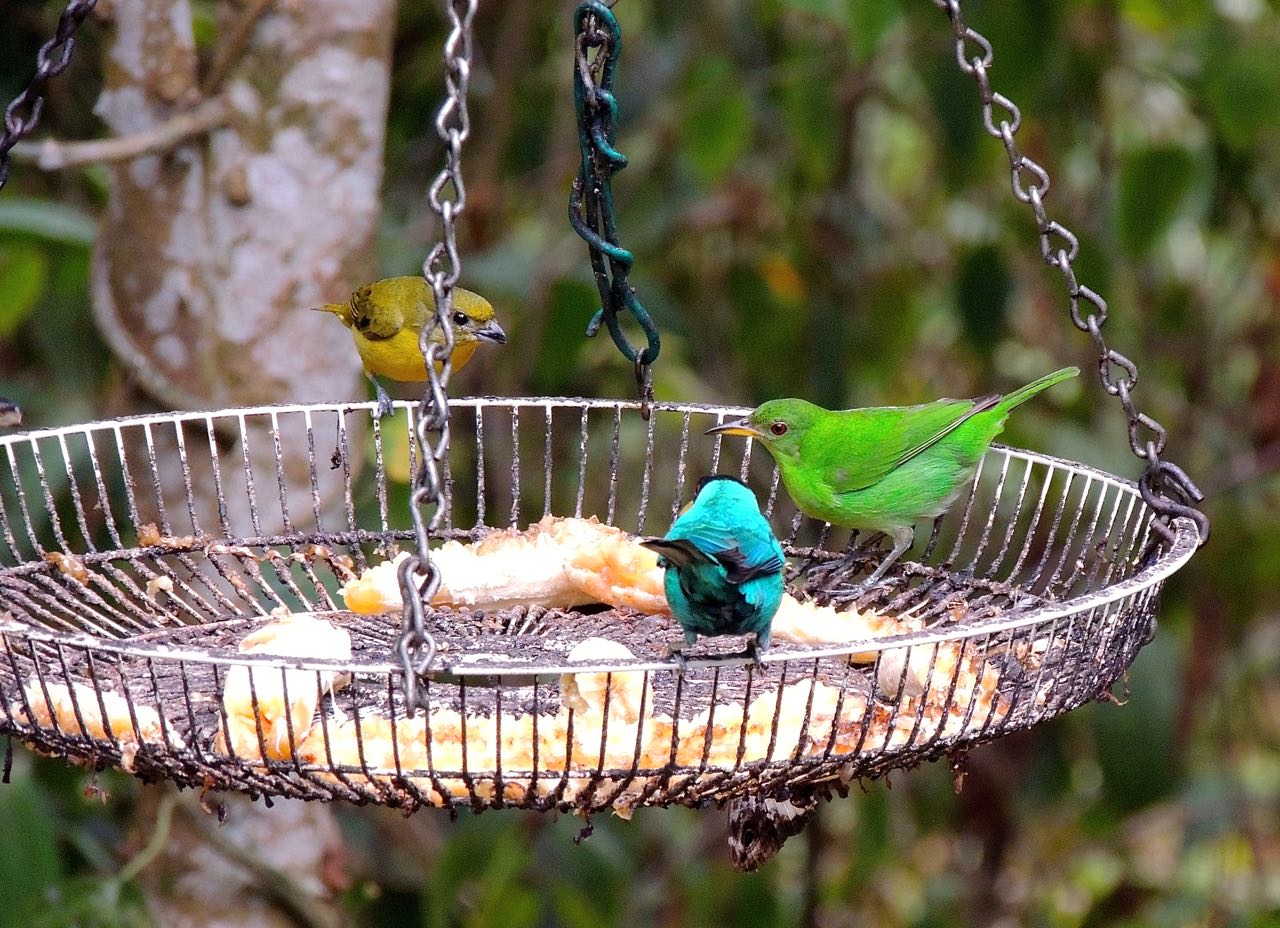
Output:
[
  {"left": 451, "top": 310, "right": 470, "bottom": 326},
  {"left": 770, "top": 421, "right": 788, "bottom": 436}
]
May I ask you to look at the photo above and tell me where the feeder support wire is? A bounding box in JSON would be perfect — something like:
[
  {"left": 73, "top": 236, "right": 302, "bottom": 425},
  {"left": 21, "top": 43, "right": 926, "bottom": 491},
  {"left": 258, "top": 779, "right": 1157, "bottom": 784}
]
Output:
[
  {"left": 397, "top": 0, "right": 479, "bottom": 715},
  {"left": 932, "top": 0, "right": 1209, "bottom": 549},
  {"left": 569, "top": 0, "right": 661, "bottom": 419},
  {"left": 0, "top": 0, "right": 98, "bottom": 192}
]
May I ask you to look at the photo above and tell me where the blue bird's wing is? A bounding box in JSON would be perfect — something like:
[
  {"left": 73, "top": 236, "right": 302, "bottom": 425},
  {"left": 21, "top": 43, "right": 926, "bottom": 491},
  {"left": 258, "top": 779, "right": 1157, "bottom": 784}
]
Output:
[{"left": 673, "top": 519, "right": 783, "bottom": 583}]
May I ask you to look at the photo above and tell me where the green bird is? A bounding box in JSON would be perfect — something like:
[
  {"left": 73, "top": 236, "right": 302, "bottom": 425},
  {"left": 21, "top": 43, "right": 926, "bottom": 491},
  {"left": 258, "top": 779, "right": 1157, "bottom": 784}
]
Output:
[{"left": 706, "top": 367, "right": 1078, "bottom": 592}]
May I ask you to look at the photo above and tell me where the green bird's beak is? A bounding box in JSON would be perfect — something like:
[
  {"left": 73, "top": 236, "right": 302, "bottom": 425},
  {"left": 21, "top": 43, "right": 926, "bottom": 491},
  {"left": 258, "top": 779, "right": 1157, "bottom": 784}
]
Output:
[
  {"left": 475, "top": 319, "right": 507, "bottom": 345},
  {"left": 705, "top": 416, "right": 762, "bottom": 439}
]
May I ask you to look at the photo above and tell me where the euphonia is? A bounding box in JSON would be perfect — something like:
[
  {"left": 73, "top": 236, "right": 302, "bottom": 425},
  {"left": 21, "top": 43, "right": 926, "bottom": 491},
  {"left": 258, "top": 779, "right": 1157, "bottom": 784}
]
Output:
[{"left": 313, "top": 276, "right": 506, "bottom": 417}]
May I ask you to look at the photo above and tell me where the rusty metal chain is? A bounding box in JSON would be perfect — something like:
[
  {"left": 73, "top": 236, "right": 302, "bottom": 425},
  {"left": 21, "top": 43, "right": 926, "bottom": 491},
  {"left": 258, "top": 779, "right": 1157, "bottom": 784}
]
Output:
[
  {"left": 396, "top": 0, "right": 479, "bottom": 715},
  {"left": 0, "top": 0, "right": 98, "bottom": 192},
  {"left": 932, "top": 0, "right": 1209, "bottom": 548}
]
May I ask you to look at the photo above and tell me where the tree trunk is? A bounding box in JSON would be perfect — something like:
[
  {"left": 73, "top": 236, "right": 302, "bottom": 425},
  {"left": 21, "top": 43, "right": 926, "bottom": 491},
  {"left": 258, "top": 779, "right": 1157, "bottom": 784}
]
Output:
[
  {"left": 92, "top": 0, "right": 394, "bottom": 410},
  {"left": 87, "top": 2, "right": 398, "bottom": 924}
]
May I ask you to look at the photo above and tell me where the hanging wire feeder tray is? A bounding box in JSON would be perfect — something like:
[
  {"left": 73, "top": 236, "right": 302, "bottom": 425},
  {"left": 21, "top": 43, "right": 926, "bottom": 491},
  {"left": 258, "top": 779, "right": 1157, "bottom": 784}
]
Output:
[{"left": 0, "top": 398, "right": 1198, "bottom": 813}]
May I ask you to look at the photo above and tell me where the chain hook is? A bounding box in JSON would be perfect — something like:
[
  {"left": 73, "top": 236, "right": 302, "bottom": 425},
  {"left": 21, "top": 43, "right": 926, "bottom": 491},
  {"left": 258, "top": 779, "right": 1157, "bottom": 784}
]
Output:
[
  {"left": 933, "top": 0, "right": 1208, "bottom": 549},
  {"left": 569, "top": 0, "right": 661, "bottom": 411},
  {"left": 397, "top": 0, "right": 479, "bottom": 716},
  {"left": 634, "top": 354, "right": 653, "bottom": 420}
]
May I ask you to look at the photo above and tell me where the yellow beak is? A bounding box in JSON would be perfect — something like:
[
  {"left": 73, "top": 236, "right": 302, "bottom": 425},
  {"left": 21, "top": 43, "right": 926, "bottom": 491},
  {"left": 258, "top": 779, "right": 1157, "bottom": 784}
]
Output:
[{"left": 705, "top": 416, "right": 762, "bottom": 439}]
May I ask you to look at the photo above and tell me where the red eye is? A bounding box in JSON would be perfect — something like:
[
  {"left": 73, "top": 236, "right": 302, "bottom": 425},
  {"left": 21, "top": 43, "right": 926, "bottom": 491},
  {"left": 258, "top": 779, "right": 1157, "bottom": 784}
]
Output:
[{"left": 770, "top": 421, "right": 788, "bottom": 436}]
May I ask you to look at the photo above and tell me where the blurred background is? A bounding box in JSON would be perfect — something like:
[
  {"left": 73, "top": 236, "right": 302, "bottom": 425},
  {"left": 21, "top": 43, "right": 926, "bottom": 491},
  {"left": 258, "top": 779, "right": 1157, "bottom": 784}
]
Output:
[{"left": 0, "top": 0, "right": 1277, "bottom": 925}]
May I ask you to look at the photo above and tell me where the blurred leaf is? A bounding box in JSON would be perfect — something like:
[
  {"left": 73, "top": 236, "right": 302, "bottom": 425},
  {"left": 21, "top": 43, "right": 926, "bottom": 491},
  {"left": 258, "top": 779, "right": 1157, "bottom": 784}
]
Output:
[
  {"left": 0, "top": 246, "right": 48, "bottom": 339},
  {"left": 1202, "top": 42, "right": 1280, "bottom": 151},
  {"left": 549, "top": 883, "right": 605, "bottom": 928},
  {"left": 681, "top": 56, "right": 753, "bottom": 187},
  {"left": 532, "top": 278, "right": 595, "bottom": 393},
  {"left": 779, "top": 47, "right": 840, "bottom": 187},
  {"left": 0, "top": 198, "right": 96, "bottom": 246},
  {"left": 848, "top": 0, "right": 901, "bottom": 62},
  {"left": 956, "top": 244, "right": 1011, "bottom": 361},
  {"left": 0, "top": 776, "right": 61, "bottom": 928},
  {"left": 1094, "top": 632, "right": 1181, "bottom": 812},
  {"left": 780, "top": 0, "right": 847, "bottom": 26},
  {"left": 1117, "top": 146, "right": 1196, "bottom": 255}
]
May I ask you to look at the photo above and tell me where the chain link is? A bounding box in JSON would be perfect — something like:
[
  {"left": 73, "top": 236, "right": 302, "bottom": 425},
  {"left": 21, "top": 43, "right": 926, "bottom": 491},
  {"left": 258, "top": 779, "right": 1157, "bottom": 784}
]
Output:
[
  {"left": 568, "top": 0, "right": 660, "bottom": 418},
  {"left": 931, "top": 0, "right": 1209, "bottom": 548},
  {"left": 0, "top": 0, "right": 98, "bottom": 192},
  {"left": 396, "top": 0, "right": 479, "bottom": 715}
]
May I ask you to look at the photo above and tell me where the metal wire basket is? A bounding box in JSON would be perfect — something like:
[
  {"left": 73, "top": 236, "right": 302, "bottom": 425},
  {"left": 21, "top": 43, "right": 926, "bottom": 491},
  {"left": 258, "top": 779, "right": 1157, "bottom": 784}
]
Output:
[{"left": 0, "top": 398, "right": 1198, "bottom": 814}]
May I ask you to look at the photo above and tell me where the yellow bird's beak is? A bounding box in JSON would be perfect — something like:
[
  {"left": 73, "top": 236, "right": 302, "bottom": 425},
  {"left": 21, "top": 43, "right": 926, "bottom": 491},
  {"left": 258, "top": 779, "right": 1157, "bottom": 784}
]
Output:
[
  {"left": 705, "top": 416, "right": 762, "bottom": 439},
  {"left": 310, "top": 303, "right": 352, "bottom": 326},
  {"left": 474, "top": 319, "right": 507, "bottom": 345}
]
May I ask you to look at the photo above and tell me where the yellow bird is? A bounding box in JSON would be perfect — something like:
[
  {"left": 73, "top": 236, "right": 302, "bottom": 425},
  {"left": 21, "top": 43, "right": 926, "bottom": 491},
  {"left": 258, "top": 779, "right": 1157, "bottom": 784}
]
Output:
[{"left": 312, "top": 276, "right": 506, "bottom": 417}]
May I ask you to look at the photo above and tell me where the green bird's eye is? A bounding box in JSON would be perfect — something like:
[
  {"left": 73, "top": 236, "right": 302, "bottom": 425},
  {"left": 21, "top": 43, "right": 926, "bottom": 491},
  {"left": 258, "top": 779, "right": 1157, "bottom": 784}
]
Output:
[
  {"left": 770, "top": 421, "right": 788, "bottom": 436},
  {"left": 451, "top": 310, "right": 470, "bottom": 326}
]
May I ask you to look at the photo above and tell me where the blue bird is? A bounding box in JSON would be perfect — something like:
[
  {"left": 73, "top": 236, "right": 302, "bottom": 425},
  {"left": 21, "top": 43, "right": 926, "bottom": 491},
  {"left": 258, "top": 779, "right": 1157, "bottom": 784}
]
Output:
[{"left": 641, "top": 475, "right": 787, "bottom": 665}]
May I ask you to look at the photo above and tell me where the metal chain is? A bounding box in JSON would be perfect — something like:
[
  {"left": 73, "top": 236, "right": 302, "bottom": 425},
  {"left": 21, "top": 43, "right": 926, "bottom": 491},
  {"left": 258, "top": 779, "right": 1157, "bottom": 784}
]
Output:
[
  {"left": 568, "top": 0, "right": 661, "bottom": 419},
  {"left": 932, "top": 0, "right": 1209, "bottom": 548},
  {"left": 0, "top": 0, "right": 98, "bottom": 192},
  {"left": 396, "top": 0, "right": 479, "bottom": 715}
]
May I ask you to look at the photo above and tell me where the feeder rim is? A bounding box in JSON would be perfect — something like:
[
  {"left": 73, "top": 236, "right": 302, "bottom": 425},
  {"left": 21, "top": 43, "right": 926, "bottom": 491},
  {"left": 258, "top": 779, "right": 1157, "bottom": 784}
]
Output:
[{"left": 0, "top": 395, "right": 1147, "bottom": 496}]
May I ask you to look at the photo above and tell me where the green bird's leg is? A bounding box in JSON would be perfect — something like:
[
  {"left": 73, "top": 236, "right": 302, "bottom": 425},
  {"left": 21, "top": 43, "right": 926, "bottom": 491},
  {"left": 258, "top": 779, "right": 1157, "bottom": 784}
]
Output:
[
  {"left": 839, "top": 525, "right": 915, "bottom": 596},
  {"left": 366, "top": 372, "right": 395, "bottom": 419}
]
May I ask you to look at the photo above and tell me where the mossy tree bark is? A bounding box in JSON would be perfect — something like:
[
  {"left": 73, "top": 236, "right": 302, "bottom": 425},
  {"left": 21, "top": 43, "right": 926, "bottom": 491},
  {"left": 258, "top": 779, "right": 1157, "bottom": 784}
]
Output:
[
  {"left": 86, "top": 2, "right": 397, "bottom": 924},
  {"left": 91, "top": 0, "right": 394, "bottom": 410}
]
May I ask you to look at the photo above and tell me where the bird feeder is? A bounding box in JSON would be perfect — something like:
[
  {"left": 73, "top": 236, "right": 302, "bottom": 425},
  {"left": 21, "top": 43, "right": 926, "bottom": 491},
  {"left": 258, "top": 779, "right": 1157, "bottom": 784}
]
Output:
[{"left": 0, "top": 0, "right": 1206, "bottom": 868}]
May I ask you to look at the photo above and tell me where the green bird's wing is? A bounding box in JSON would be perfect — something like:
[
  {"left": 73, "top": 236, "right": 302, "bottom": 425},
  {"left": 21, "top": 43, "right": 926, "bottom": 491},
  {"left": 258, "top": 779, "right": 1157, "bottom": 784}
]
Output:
[{"left": 805, "top": 395, "right": 999, "bottom": 493}]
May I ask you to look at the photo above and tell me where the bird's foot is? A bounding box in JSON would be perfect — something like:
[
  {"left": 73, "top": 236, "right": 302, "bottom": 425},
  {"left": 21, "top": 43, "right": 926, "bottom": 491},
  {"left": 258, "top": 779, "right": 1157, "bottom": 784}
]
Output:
[
  {"left": 663, "top": 644, "right": 688, "bottom": 677},
  {"left": 374, "top": 391, "right": 396, "bottom": 420},
  {"left": 747, "top": 638, "right": 768, "bottom": 670},
  {"left": 367, "top": 375, "right": 396, "bottom": 420},
  {"left": 823, "top": 577, "right": 876, "bottom": 601}
]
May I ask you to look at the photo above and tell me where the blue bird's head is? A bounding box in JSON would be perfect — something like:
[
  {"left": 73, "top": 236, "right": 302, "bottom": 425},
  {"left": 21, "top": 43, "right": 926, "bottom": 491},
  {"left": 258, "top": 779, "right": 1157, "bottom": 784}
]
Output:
[{"left": 691, "top": 474, "right": 759, "bottom": 509}]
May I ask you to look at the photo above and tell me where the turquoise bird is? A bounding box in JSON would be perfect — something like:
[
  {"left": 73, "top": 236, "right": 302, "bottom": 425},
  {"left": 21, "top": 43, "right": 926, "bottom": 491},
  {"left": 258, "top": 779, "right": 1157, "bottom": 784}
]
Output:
[
  {"left": 707, "top": 367, "right": 1079, "bottom": 593},
  {"left": 641, "top": 475, "right": 786, "bottom": 665}
]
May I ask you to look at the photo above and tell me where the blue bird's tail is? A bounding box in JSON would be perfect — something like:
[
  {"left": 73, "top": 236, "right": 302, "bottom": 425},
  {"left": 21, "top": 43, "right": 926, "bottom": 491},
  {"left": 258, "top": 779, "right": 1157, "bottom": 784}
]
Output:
[{"left": 640, "top": 538, "right": 715, "bottom": 567}]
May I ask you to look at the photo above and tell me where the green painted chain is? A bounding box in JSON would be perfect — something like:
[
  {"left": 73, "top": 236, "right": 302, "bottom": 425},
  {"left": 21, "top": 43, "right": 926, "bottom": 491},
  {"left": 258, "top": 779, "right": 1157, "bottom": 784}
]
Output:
[{"left": 568, "top": 0, "right": 660, "bottom": 418}]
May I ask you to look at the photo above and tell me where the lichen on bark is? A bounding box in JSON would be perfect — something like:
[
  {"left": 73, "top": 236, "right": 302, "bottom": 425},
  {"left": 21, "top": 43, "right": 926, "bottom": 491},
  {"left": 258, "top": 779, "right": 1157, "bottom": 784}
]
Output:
[{"left": 92, "top": 0, "right": 396, "bottom": 410}]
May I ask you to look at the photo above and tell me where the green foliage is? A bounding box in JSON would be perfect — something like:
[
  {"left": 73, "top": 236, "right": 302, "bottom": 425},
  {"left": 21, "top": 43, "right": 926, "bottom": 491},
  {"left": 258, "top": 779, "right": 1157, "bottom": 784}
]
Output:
[
  {"left": 0, "top": 245, "right": 47, "bottom": 338},
  {"left": 1117, "top": 147, "right": 1197, "bottom": 255},
  {"left": 0, "top": 773, "right": 61, "bottom": 927},
  {"left": 1, "top": 1, "right": 1278, "bottom": 926},
  {"left": 680, "top": 55, "right": 753, "bottom": 188}
]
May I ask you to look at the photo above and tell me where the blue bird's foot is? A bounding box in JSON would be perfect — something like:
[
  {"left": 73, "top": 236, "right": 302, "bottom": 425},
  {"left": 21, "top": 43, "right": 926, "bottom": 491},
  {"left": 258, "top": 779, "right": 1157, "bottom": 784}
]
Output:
[
  {"left": 747, "top": 636, "right": 768, "bottom": 669},
  {"left": 664, "top": 644, "right": 688, "bottom": 677}
]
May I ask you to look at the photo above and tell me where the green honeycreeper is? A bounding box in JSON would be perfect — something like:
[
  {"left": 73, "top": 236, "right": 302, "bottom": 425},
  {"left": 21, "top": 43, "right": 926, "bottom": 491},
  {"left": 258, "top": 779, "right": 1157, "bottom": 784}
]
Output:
[
  {"left": 706, "top": 367, "right": 1078, "bottom": 591},
  {"left": 640, "top": 475, "right": 786, "bottom": 663}
]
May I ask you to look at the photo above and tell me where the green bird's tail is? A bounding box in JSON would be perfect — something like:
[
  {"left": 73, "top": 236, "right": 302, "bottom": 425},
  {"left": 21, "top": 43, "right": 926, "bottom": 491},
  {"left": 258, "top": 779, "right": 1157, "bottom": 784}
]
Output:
[{"left": 996, "top": 366, "right": 1078, "bottom": 414}]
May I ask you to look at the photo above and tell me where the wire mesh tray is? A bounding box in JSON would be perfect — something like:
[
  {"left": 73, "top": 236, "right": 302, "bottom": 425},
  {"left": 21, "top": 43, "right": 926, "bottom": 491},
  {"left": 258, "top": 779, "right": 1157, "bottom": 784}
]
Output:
[{"left": 0, "top": 398, "right": 1198, "bottom": 813}]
